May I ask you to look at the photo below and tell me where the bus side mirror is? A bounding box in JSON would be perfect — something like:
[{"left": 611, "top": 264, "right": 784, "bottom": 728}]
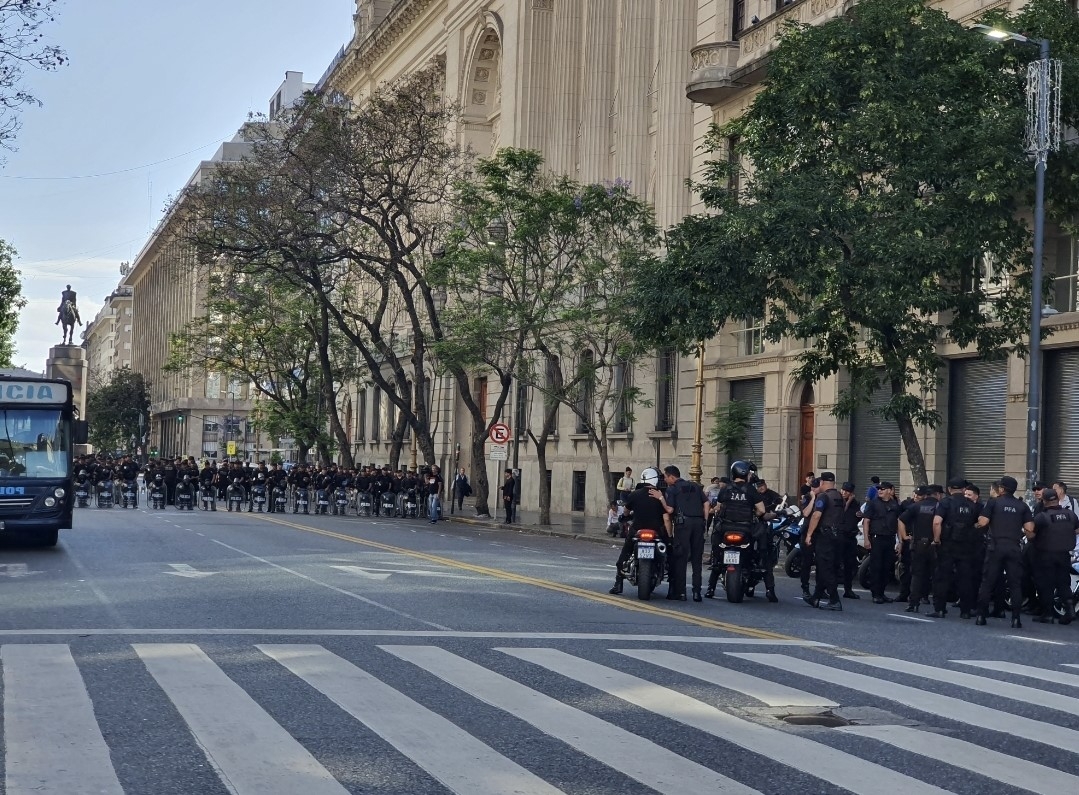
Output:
[{"left": 73, "top": 421, "right": 89, "bottom": 446}]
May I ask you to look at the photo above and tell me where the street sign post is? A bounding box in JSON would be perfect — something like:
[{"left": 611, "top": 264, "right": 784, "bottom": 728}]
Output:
[
  {"left": 488, "top": 423, "right": 511, "bottom": 444},
  {"left": 489, "top": 444, "right": 508, "bottom": 461}
]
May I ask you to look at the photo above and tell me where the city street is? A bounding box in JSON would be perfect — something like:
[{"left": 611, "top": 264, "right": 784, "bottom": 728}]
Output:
[{"left": 1, "top": 508, "right": 1077, "bottom": 795}]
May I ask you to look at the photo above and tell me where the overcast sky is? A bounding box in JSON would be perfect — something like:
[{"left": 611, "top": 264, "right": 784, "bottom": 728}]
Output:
[{"left": 2, "top": 0, "right": 355, "bottom": 369}]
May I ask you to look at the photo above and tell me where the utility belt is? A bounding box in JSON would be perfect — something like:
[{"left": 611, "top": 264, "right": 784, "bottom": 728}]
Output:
[
  {"left": 818, "top": 525, "right": 840, "bottom": 538},
  {"left": 870, "top": 529, "right": 896, "bottom": 538}
]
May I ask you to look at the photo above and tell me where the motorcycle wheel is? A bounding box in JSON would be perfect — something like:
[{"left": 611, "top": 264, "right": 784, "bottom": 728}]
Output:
[
  {"left": 636, "top": 559, "right": 655, "bottom": 601},
  {"left": 858, "top": 556, "right": 872, "bottom": 591},
  {"left": 784, "top": 548, "right": 802, "bottom": 579},
  {"left": 725, "top": 567, "right": 745, "bottom": 603}
]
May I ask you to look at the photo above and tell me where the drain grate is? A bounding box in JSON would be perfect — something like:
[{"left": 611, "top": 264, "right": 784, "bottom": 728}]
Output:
[{"left": 781, "top": 713, "right": 850, "bottom": 728}]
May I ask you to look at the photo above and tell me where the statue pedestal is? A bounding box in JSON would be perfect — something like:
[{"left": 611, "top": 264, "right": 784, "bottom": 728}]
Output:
[{"left": 46, "top": 345, "right": 89, "bottom": 420}]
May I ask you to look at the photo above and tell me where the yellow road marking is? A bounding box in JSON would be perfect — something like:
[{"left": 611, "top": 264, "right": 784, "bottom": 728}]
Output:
[{"left": 246, "top": 513, "right": 800, "bottom": 642}]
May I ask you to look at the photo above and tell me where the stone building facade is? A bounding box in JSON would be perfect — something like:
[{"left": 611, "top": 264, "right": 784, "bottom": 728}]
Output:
[
  {"left": 81, "top": 285, "right": 134, "bottom": 387},
  {"left": 315, "top": 0, "right": 1079, "bottom": 515}
]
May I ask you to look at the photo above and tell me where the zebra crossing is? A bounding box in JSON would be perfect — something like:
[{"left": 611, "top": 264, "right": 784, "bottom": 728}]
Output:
[{"left": 3, "top": 641, "right": 1079, "bottom": 794}]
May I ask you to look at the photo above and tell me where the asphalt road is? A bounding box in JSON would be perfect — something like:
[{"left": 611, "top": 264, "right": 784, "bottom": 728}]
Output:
[{"left": 1, "top": 504, "right": 1077, "bottom": 795}]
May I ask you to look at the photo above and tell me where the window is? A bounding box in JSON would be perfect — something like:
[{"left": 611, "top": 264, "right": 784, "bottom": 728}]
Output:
[
  {"left": 971, "top": 253, "right": 1009, "bottom": 318},
  {"left": 1050, "top": 233, "right": 1079, "bottom": 314},
  {"left": 475, "top": 377, "right": 488, "bottom": 424},
  {"left": 576, "top": 351, "right": 594, "bottom": 433},
  {"left": 613, "top": 359, "right": 631, "bottom": 433},
  {"left": 205, "top": 372, "right": 222, "bottom": 400},
  {"left": 356, "top": 390, "right": 366, "bottom": 441},
  {"left": 515, "top": 381, "right": 529, "bottom": 440},
  {"left": 372, "top": 386, "right": 381, "bottom": 441},
  {"left": 735, "top": 316, "right": 765, "bottom": 356},
  {"left": 733, "top": 0, "right": 746, "bottom": 36},
  {"left": 655, "top": 348, "right": 677, "bottom": 432},
  {"left": 572, "top": 470, "right": 587, "bottom": 512}
]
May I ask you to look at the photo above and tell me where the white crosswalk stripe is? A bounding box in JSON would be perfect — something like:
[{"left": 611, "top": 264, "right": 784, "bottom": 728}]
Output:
[
  {"left": 259, "top": 644, "right": 564, "bottom": 795},
  {"left": 733, "top": 652, "right": 1079, "bottom": 751},
  {"left": 2, "top": 645, "right": 124, "bottom": 795},
  {"left": 5, "top": 642, "right": 1079, "bottom": 795},
  {"left": 500, "top": 647, "right": 950, "bottom": 795}
]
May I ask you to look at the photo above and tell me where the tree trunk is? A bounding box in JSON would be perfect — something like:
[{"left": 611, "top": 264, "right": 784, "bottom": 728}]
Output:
[
  {"left": 891, "top": 378, "right": 928, "bottom": 486},
  {"left": 315, "top": 306, "right": 353, "bottom": 469},
  {"left": 296, "top": 441, "right": 309, "bottom": 465},
  {"left": 316, "top": 440, "right": 332, "bottom": 465},
  {"left": 530, "top": 398, "right": 559, "bottom": 526},
  {"left": 388, "top": 410, "right": 408, "bottom": 470},
  {"left": 596, "top": 436, "right": 615, "bottom": 507}
]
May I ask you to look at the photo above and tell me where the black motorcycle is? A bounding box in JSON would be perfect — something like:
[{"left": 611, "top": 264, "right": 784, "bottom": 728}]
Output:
[
  {"left": 618, "top": 528, "right": 668, "bottom": 601},
  {"left": 96, "top": 480, "right": 114, "bottom": 509}
]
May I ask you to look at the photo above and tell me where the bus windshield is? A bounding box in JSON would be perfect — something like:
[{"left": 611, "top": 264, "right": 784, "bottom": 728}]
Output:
[{"left": 0, "top": 408, "right": 70, "bottom": 478}]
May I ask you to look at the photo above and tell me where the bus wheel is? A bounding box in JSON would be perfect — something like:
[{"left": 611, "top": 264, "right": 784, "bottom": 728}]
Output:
[{"left": 40, "top": 529, "right": 59, "bottom": 547}]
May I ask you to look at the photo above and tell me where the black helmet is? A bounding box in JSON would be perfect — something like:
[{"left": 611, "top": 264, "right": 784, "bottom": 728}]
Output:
[{"left": 730, "top": 460, "right": 751, "bottom": 481}]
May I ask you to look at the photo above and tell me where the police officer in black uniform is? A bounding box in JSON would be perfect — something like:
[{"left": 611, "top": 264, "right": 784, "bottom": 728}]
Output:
[
  {"left": 609, "top": 468, "right": 671, "bottom": 595},
  {"left": 804, "top": 472, "right": 845, "bottom": 611},
  {"left": 706, "top": 460, "right": 774, "bottom": 602},
  {"left": 1029, "top": 488, "right": 1079, "bottom": 624},
  {"left": 838, "top": 481, "right": 862, "bottom": 599},
  {"left": 162, "top": 457, "right": 178, "bottom": 506},
  {"left": 800, "top": 478, "right": 821, "bottom": 599},
  {"left": 899, "top": 485, "right": 941, "bottom": 613},
  {"left": 861, "top": 481, "right": 900, "bottom": 603},
  {"left": 930, "top": 477, "right": 978, "bottom": 618},
  {"left": 661, "top": 465, "right": 710, "bottom": 602},
  {"left": 975, "top": 475, "right": 1033, "bottom": 628}
]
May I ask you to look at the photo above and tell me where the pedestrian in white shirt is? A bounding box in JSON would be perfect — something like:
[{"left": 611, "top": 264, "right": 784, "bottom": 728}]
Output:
[{"left": 616, "top": 467, "right": 634, "bottom": 502}]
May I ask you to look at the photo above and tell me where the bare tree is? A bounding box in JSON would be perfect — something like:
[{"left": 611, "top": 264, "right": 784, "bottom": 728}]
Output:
[{"left": 0, "top": 0, "right": 66, "bottom": 153}]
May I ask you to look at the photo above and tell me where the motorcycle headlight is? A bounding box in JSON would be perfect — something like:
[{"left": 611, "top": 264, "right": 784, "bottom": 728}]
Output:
[
  {"left": 54, "top": 488, "right": 66, "bottom": 499},
  {"left": 44, "top": 497, "right": 56, "bottom": 507}
]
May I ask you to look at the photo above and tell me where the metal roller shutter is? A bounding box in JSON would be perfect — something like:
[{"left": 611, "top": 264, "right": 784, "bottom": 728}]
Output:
[
  {"left": 729, "top": 378, "right": 765, "bottom": 465},
  {"left": 1043, "top": 349, "right": 1079, "bottom": 487},
  {"left": 849, "top": 377, "right": 902, "bottom": 494},
  {"left": 947, "top": 359, "right": 1007, "bottom": 491}
]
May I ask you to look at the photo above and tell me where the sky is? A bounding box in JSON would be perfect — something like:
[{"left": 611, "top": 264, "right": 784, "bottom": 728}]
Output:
[{"left": 1, "top": 0, "right": 356, "bottom": 369}]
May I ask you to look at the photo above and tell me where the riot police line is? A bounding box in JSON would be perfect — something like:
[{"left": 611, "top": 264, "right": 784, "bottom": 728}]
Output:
[
  {"left": 72, "top": 454, "right": 448, "bottom": 523},
  {"left": 607, "top": 462, "right": 1079, "bottom": 628}
]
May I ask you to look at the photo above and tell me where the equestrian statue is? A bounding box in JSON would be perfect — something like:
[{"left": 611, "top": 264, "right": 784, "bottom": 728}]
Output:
[{"left": 56, "top": 284, "right": 82, "bottom": 345}]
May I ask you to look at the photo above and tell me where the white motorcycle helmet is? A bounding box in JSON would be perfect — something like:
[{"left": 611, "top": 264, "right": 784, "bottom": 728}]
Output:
[{"left": 640, "top": 467, "right": 661, "bottom": 487}]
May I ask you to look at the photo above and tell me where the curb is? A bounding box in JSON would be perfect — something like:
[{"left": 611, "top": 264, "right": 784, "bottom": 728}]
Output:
[{"left": 447, "top": 515, "right": 618, "bottom": 546}]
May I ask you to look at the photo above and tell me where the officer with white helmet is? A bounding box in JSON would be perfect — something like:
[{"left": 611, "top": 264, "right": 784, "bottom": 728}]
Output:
[{"left": 608, "top": 467, "right": 672, "bottom": 595}]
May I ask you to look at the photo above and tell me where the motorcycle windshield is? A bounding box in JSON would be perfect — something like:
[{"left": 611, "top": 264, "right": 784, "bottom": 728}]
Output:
[{"left": 0, "top": 408, "right": 70, "bottom": 478}]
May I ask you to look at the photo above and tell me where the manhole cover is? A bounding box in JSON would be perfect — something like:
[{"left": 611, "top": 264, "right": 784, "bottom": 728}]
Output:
[{"left": 781, "top": 713, "right": 850, "bottom": 728}]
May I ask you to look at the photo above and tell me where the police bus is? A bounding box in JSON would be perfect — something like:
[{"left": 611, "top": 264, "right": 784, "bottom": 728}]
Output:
[{"left": 0, "top": 374, "right": 88, "bottom": 546}]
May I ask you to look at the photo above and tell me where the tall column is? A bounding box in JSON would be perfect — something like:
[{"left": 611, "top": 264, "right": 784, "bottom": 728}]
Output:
[
  {"left": 579, "top": 0, "right": 617, "bottom": 183},
  {"left": 615, "top": 0, "right": 654, "bottom": 197},
  {"left": 548, "top": 0, "right": 582, "bottom": 174},
  {"left": 46, "top": 346, "right": 89, "bottom": 421},
  {"left": 520, "top": 1, "right": 555, "bottom": 152},
  {"left": 654, "top": 0, "right": 696, "bottom": 227}
]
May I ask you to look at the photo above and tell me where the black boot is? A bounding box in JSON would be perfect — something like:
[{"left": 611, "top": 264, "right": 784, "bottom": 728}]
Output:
[
  {"left": 692, "top": 590, "right": 702, "bottom": 602},
  {"left": 704, "top": 588, "right": 715, "bottom": 599},
  {"left": 1011, "top": 615, "right": 1023, "bottom": 629},
  {"left": 766, "top": 589, "right": 778, "bottom": 603},
  {"left": 975, "top": 615, "right": 987, "bottom": 626},
  {"left": 906, "top": 602, "right": 919, "bottom": 613},
  {"left": 608, "top": 579, "right": 623, "bottom": 595}
]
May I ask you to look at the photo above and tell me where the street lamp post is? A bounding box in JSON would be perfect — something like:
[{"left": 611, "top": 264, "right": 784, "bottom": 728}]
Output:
[
  {"left": 976, "top": 25, "right": 1061, "bottom": 498},
  {"left": 689, "top": 341, "right": 706, "bottom": 484}
]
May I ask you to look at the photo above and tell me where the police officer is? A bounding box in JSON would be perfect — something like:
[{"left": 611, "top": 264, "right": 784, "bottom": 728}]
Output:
[
  {"left": 661, "top": 465, "right": 710, "bottom": 602},
  {"left": 707, "top": 460, "right": 775, "bottom": 602},
  {"left": 800, "top": 478, "right": 821, "bottom": 599},
  {"left": 609, "top": 468, "right": 671, "bottom": 595},
  {"left": 899, "top": 485, "right": 941, "bottom": 613},
  {"left": 861, "top": 481, "right": 900, "bottom": 603},
  {"left": 1029, "top": 488, "right": 1079, "bottom": 624},
  {"left": 975, "top": 475, "right": 1033, "bottom": 629},
  {"left": 162, "top": 457, "right": 178, "bottom": 506},
  {"left": 838, "top": 481, "right": 861, "bottom": 599},
  {"left": 930, "top": 477, "right": 978, "bottom": 619},
  {"left": 804, "top": 472, "right": 845, "bottom": 611}
]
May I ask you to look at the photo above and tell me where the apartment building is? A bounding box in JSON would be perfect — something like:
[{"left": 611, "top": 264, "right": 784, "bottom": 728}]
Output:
[{"left": 81, "top": 284, "right": 134, "bottom": 386}]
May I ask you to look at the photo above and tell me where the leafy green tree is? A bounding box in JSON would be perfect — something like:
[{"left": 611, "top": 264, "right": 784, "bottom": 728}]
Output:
[
  {"left": 434, "top": 150, "right": 658, "bottom": 520},
  {"left": 86, "top": 368, "right": 150, "bottom": 455},
  {"left": 0, "top": 0, "right": 66, "bottom": 152},
  {"left": 0, "top": 239, "right": 25, "bottom": 366},
  {"left": 627, "top": 0, "right": 1064, "bottom": 484}
]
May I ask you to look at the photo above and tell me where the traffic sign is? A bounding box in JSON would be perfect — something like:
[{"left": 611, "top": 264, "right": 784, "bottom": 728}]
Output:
[
  {"left": 489, "top": 444, "right": 508, "bottom": 461},
  {"left": 488, "top": 422, "right": 511, "bottom": 444},
  {"left": 226, "top": 441, "right": 237, "bottom": 456}
]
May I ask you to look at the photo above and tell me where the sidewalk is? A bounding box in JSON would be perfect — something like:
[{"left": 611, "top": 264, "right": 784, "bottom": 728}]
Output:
[{"left": 443, "top": 501, "right": 618, "bottom": 545}]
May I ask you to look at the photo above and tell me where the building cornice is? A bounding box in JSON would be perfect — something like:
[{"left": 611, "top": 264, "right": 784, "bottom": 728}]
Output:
[{"left": 326, "top": 0, "right": 440, "bottom": 92}]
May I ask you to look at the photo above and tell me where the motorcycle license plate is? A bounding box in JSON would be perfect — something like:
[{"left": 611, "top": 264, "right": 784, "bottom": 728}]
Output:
[
  {"left": 638, "top": 544, "right": 655, "bottom": 559},
  {"left": 723, "top": 551, "right": 741, "bottom": 564}
]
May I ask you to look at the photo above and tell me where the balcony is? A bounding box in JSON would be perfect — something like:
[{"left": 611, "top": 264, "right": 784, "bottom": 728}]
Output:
[{"left": 686, "top": 42, "right": 741, "bottom": 104}]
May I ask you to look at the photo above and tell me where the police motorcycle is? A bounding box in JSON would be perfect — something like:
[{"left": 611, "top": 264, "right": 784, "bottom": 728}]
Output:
[
  {"left": 149, "top": 476, "right": 167, "bottom": 510},
  {"left": 713, "top": 463, "right": 778, "bottom": 603},
  {"left": 175, "top": 476, "right": 195, "bottom": 511},
  {"left": 620, "top": 525, "right": 668, "bottom": 601},
  {"left": 226, "top": 478, "right": 247, "bottom": 512},
  {"left": 293, "top": 485, "right": 310, "bottom": 514},
  {"left": 96, "top": 477, "right": 115, "bottom": 509},
  {"left": 272, "top": 484, "right": 288, "bottom": 513},
  {"left": 402, "top": 487, "right": 420, "bottom": 519},
  {"left": 251, "top": 475, "right": 268, "bottom": 513},
  {"left": 332, "top": 485, "right": 350, "bottom": 516},
  {"left": 121, "top": 478, "right": 139, "bottom": 509},
  {"left": 357, "top": 489, "right": 373, "bottom": 517},
  {"left": 75, "top": 471, "right": 92, "bottom": 508}
]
